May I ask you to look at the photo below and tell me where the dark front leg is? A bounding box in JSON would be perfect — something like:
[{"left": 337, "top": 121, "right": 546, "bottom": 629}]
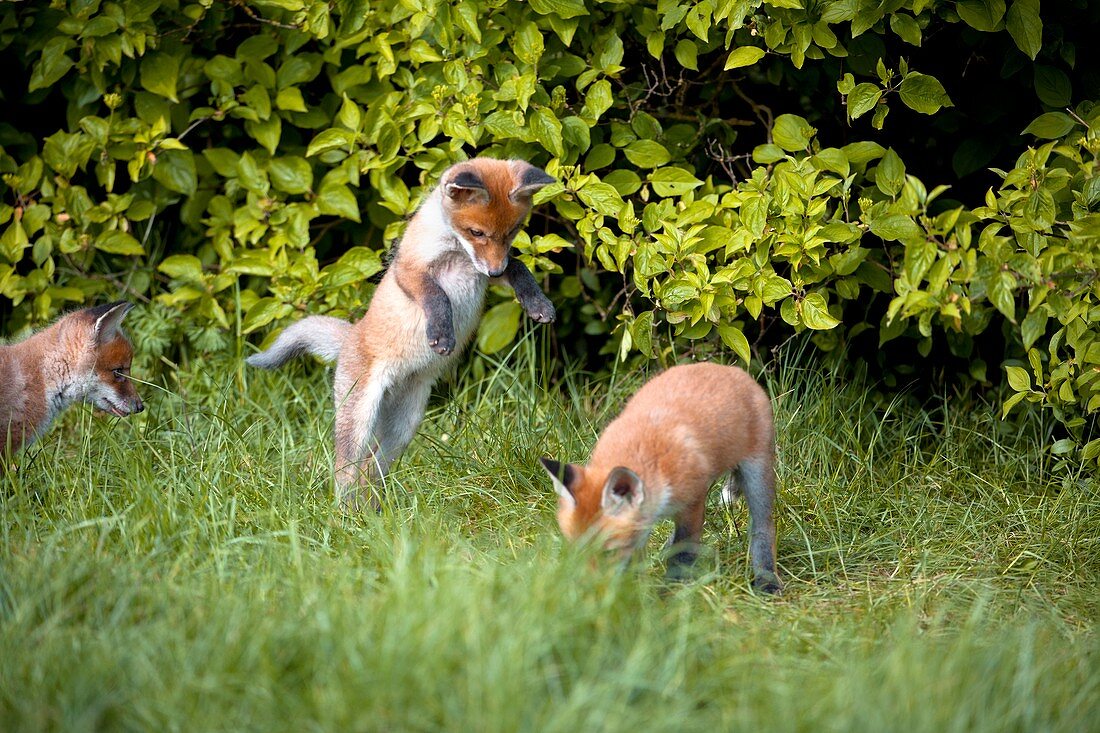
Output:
[
  {"left": 501, "top": 258, "right": 555, "bottom": 323},
  {"left": 664, "top": 501, "right": 705, "bottom": 582},
  {"left": 397, "top": 271, "right": 455, "bottom": 355}
]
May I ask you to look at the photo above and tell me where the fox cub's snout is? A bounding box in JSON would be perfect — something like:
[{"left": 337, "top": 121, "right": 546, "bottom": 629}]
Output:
[{"left": 83, "top": 301, "right": 144, "bottom": 418}]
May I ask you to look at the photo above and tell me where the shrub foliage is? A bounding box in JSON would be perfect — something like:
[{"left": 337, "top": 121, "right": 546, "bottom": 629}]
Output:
[{"left": 0, "top": 0, "right": 1097, "bottom": 463}]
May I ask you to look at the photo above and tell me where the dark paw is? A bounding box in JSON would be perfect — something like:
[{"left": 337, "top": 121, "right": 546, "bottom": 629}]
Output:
[
  {"left": 426, "top": 326, "right": 455, "bottom": 355},
  {"left": 526, "top": 297, "right": 556, "bottom": 324},
  {"left": 752, "top": 573, "right": 783, "bottom": 595}
]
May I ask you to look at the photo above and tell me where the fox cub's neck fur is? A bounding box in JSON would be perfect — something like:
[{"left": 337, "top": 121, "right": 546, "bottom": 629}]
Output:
[{"left": 1, "top": 302, "right": 143, "bottom": 457}]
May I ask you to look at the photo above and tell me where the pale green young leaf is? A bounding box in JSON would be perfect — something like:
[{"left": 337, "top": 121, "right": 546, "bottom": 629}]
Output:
[{"left": 724, "top": 46, "right": 766, "bottom": 70}]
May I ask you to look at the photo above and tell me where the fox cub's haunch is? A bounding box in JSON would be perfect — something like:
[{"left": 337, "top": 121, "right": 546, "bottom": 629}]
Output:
[
  {"left": 541, "top": 362, "right": 781, "bottom": 593},
  {"left": 248, "top": 157, "right": 557, "bottom": 507},
  {"left": 1, "top": 301, "right": 144, "bottom": 458}
]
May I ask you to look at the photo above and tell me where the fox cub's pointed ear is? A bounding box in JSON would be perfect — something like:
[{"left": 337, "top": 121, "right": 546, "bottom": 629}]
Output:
[
  {"left": 90, "top": 301, "right": 135, "bottom": 344},
  {"left": 510, "top": 164, "right": 556, "bottom": 202},
  {"left": 601, "top": 466, "right": 644, "bottom": 515},
  {"left": 443, "top": 166, "right": 489, "bottom": 206},
  {"left": 540, "top": 457, "right": 578, "bottom": 505}
]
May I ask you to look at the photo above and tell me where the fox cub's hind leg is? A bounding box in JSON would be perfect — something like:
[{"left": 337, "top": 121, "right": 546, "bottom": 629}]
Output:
[
  {"left": 736, "top": 458, "right": 782, "bottom": 594},
  {"left": 333, "top": 364, "right": 392, "bottom": 509}
]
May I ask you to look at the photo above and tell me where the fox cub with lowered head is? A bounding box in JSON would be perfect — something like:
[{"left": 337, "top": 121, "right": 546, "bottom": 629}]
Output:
[
  {"left": 1, "top": 301, "right": 144, "bottom": 459},
  {"left": 249, "top": 157, "right": 556, "bottom": 507},
  {"left": 541, "top": 362, "right": 781, "bottom": 593}
]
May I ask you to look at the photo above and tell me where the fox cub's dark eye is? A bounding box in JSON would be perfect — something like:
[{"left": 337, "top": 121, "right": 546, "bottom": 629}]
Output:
[
  {"left": 468, "top": 228, "right": 485, "bottom": 238},
  {"left": 113, "top": 368, "right": 126, "bottom": 381}
]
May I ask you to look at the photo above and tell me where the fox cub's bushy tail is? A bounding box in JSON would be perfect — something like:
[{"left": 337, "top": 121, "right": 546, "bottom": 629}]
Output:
[{"left": 246, "top": 316, "right": 351, "bottom": 369}]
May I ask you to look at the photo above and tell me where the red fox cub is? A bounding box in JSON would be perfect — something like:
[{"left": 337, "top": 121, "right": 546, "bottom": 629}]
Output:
[
  {"left": 540, "top": 362, "right": 782, "bottom": 593},
  {"left": 1, "top": 301, "right": 144, "bottom": 459},
  {"left": 248, "top": 157, "right": 556, "bottom": 507}
]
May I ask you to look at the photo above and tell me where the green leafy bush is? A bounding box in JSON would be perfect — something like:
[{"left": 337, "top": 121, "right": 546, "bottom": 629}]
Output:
[{"left": 0, "top": 0, "right": 1096, "bottom": 463}]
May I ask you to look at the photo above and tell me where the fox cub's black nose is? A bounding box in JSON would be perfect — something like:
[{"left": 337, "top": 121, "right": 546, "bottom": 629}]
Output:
[
  {"left": 488, "top": 265, "right": 507, "bottom": 277},
  {"left": 133, "top": 399, "right": 145, "bottom": 414}
]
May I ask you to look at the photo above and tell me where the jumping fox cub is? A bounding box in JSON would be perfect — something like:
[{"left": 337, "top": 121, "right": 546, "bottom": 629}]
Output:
[
  {"left": 540, "top": 362, "right": 781, "bottom": 593},
  {"left": 1, "top": 301, "right": 144, "bottom": 458},
  {"left": 248, "top": 157, "right": 557, "bottom": 506}
]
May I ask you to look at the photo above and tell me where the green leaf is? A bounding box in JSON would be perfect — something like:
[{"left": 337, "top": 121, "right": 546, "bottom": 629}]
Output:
[
  {"left": 904, "top": 240, "right": 937, "bottom": 283},
  {"left": 648, "top": 167, "right": 703, "bottom": 197},
  {"left": 477, "top": 301, "right": 523, "bottom": 354},
  {"left": 717, "top": 322, "right": 752, "bottom": 364},
  {"left": 269, "top": 157, "right": 313, "bottom": 195},
  {"left": 140, "top": 53, "right": 181, "bottom": 102},
  {"left": 158, "top": 254, "right": 204, "bottom": 282},
  {"left": 889, "top": 13, "right": 922, "bottom": 45},
  {"left": 0, "top": 222, "right": 29, "bottom": 263},
  {"left": 630, "top": 311, "right": 655, "bottom": 357},
  {"left": 577, "top": 181, "right": 625, "bottom": 217},
  {"left": 624, "top": 140, "right": 670, "bottom": 168},
  {"left": 1023, "top": 188, "right": 1056, "bottom": 230},
  {"left": 870, "top": 214, "right": 923, "bottom": 243},
  {"left": 1033, "top": 65, "right": 1071, "bottom": 107},
  {"left": 152, "top": 150, "right": 197, "bottom": 196},
  {"left": 800, "top": 292, "right": 841, "bottom": 330},
  {"left": 990, "top": 270, "right": 1017, "bottom": 322},
  {"left": 95, "top": 231, "right": 144, "bottom": 256},
  {"left": 674, "top": 39, "right": 698, "bottom": 71},
  {"left": 531, "top": 107, "right": 564, "bottom": 157},
  {"left": 847, "top": 83, "right": 882, "bottom": 120},
  {"left": 527, "top": 0, "right": 587, "bottom": 20},
  {"left": 276, "top": 87, "right": 308, "bottom": 113},
  {"left": 317, "top": 184, "right": 361, "bottom": 222},
  {"left": 322, "top": 246, "right": 384, "bottom": 287},
  {"left": 306, "top": 129, "right": 355, "bottom": 157},
  {"left": 898, "top": 73, "right": 952, "bottom": 115},
  {"left": 956, "top": 0, "right": 1006, "bottom": 32},
  {"left": 772, "top": 114, "right": 815, "bottom": 151},
  {"left": 242, "top": 298, "right": 292, "bottom": 335},
  {"left": 875, "top": 148, "right": 906, "bottom": 197},
  {"left": 28, "top": 38, "right": 75, "bottom": 92},
  {"left": 842, "top": 141, "right": 886, "bottom": 165},
  {"left": 1005, "top": 0, "right": 1042, "bottom": 59},
  {"left": 753, "top": 144, "right": 786, "bottom": 164},
  {"left": 1050, "top": 438, "right": 1076, "bottom": 455},
  {"left": 724, "top": 46, "right": 766, "bottom": 69},
  {"left": 1021, "top": 112, "right": 1075, "bottom": 139},
  {"left": 1005, "top": 365, "right": 1031, "bottom": 392}
]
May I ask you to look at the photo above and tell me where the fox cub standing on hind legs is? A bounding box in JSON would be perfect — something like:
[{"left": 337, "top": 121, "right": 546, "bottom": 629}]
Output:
[
  {"left": 248, "top": 157, "right": 557, "bottom": 507},
  {"left": 540, "top": 362, "right": 782, "bottom": 593},
  {"left": 1, "top": 301, "right": 144, "bottom": 460}
]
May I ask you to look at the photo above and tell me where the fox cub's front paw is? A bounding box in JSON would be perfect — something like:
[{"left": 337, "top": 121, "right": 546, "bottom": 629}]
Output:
[
  {"left": 526, "top": 295, "right": 555, "bottom": 324},
  {"left": 426, "top": 322, "right": 456, "bottom": 355}
]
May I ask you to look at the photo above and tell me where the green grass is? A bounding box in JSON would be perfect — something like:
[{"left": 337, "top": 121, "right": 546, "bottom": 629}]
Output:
[{"left": 2, "top": 340, "right": 1098, "bottom": 732}]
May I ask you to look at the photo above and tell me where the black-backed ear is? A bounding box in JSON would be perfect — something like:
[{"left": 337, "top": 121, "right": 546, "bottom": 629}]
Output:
[
  {"left": 89, "top": 301, "right": 134, "bottom": 344},
  {"left": 540, "top": 456, "right": 578, "bottom": 506},
  {"left": 600, "top": 466, "right": 644, "bottom": 515},
  {"left": 444, "top": 167, "right": 489, "bottom": 205},
  {"left": 510, "top": 164, "right": 556, "bottom": 202}
]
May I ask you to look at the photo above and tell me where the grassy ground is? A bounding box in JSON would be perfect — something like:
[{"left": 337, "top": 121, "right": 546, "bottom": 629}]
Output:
[{"left": 1, "top": 338, "right": 1097, "bottom": 732}]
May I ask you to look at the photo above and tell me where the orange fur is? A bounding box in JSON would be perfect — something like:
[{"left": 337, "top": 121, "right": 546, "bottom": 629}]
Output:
[
  {"left": 248, "top": 158, "right": 556, "bottom": 508},
  {"left": 542, "top": 362, "right": 782, "bottom": 592},
  {"left": 1, "top": 302, "right": 143, "bottom": 460}
]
